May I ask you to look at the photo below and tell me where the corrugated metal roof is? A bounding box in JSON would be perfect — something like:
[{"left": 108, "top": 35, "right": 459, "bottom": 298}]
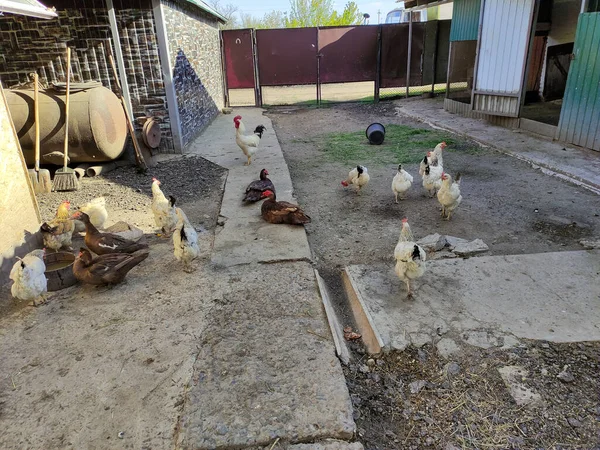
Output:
[
  {"left": 449, "top": 0, "right": 481, "bottom": 41},
  {"left": 0, "top": 0, "right": 57, "bottom": 19},
  {"left": 181, "top": 0, "right": 227, "bottom": 22},
  {"left": 557, "top": 12, "right": 600, "bottom": 151}
]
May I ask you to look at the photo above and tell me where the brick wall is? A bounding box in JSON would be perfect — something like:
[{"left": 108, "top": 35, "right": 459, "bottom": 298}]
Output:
[
  {"left": 0, "top": 0, "right": 175, "bottom": 153},
  {"left": 162, "top": 0, "right": 224, "bottom": 147}
]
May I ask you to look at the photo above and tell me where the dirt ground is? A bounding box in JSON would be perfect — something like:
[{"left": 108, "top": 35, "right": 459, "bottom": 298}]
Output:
[
  {"left": 267, "top": 102, "right": 600, "bottom": 449},
  {"left": 344, "top": 340, "right": 600, "bottom": 450},
  {"left": 267, "top": 102, "right": 600, "bottom": 279}
]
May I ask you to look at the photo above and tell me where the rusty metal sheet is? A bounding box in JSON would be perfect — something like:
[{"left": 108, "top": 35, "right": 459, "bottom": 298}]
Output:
[
  {"left": 222, "top": 29, "right": 255, "bottom": 89},
  {"left": 318, "top": 26, "right": 378, "bottom": 84},
  {"left": 256, "top": 28, "right": 317, "bottom": 86}
]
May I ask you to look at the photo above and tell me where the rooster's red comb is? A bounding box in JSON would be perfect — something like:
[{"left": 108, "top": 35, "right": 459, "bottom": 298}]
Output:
[{"left": 402, "top": 218, "right": 408, "bottom": 224}]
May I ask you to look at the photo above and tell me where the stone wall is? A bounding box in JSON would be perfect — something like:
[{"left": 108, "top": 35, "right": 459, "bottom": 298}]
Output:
[
  {"left": 162, "top": 0, "right": 224, "bottom": 147},
  {"left": 0, "top": 0, "right": 175, "bottom": 153}
]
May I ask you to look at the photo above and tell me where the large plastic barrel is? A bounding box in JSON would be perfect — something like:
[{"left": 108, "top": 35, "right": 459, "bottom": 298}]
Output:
[{"left": 5, "top": 86, "right": 127, "bottom": 165}]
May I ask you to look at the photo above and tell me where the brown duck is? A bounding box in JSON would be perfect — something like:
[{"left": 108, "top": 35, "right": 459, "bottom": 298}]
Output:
[
  {"left": 260, "top": 190, "right": 311, "bottom": 225},
  {"left": 73, "top": 248, "right": 149, "bottom": 285},
  {"left": 243, "top": 169, "right": 276, "bottom": 202},
  {"left": 73, "top": 211, "right": 148, "bottom": 255}
]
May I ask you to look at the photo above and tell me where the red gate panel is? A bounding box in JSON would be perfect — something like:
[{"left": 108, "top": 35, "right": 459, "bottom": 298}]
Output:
[
  {"left": 222, "top": 29, "right": 255, "bottom": 89},
  {"left": 318, "top": 26, "right": 378, "bottom": 84},
  {"left": 256, "top": 28, "right": 318, "bottom": 86},
  {"left": 380, "top": 23, "right": 425, "bottom": 88}
]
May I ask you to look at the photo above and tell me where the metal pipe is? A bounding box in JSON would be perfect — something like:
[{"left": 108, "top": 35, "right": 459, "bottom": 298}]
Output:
[
  {"left": 86, "top": 160, "right": 130, "bottom": 177},
  {"left": 74, "top": 164, "right": 89, "bottom": 179},
  {"left": 406, "top": 11, "right": 413, "bottom": 99}
]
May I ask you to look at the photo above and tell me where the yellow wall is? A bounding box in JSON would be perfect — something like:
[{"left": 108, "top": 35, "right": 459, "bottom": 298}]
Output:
[{"left": 0, "top": 84, "right": 41, "bottom": 283}]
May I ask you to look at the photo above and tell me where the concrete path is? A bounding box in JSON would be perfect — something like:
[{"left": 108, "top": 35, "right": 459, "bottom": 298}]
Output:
[
  {"left": 345, "top": 250, "right": 600, "bottom": 355},
  {"left": 180, "top": 110, "right": 358, "bottom": 449},
  {"left": 187, "top": 109, "right": 311, "bottom": 267},
  {"left": 395, "top": 98, "right": 600, "bottom": 195}
]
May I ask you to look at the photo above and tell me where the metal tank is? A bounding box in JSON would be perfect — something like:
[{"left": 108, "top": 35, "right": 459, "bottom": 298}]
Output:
[{"left": 5, "top": 86, "right": 127, "bottom": 165}]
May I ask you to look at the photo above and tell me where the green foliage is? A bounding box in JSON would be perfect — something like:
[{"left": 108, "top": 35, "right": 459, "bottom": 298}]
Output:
[
  {"left": 285, "top": 0, "right": 363, "bottom": 27},
  {"left": 212, "top": 0, "right": 363, "bottom": 30},
  {"left": 318, "top": 125, "right": 481, "bottom": 165}
]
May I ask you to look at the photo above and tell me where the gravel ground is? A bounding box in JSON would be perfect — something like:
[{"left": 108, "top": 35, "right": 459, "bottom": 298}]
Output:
[{"left": 37, "top": 155, "right": 227, "bottom": 233}]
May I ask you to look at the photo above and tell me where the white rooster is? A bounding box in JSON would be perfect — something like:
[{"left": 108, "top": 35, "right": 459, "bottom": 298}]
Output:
[
  {"left": 10, "top": 249, "right": 48, "bottom": 306},
  {"left": 422, "top": 164, "right": 443, "bottom": 197},
  {"left": 437, "top": 172, "right": 462, "bottom": 220},
  {"left": 234, "top": 115, "right": 266, "bottom": 166},
  {"left": 394, "top": 219, "right": 426, "bottom": 298},
  {"left": 173, "top": 208, "right": 199, "bottom": 273},
  {"left": 428, "top": 141, "right": 447, "bottom": 167},
  {"left": 151, "top": 178, "right": 178, "bottom": 234},
  {"left": 341, "top": 165, "right": 370, "bottom": 193},
  {"left": 391, "top": 164, "right": 413, "bottom": 203}
]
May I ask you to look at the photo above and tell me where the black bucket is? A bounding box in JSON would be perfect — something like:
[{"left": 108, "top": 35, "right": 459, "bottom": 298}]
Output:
[{"left": 366, "top": 123, "right": 386, "bottom": 145}]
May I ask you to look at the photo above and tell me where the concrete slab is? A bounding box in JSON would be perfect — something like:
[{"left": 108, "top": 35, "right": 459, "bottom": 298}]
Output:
[
  {"left": 315, "top": 269, "right": 351, "bottom": 365},
  {"left": 187, "top": 108, "right": 311, "bottom": 266},
  {"left": 395, "top": 98, "right": 600, "bottom": 195},
  {"left": 287, "top": 439, "right": 364, "bottom": 450},
  {"left": 344, "top": 250, "right": 600, "bottom": 353},
  {"left": 177, "top": 262, "right": 356, "bottom": 449}
]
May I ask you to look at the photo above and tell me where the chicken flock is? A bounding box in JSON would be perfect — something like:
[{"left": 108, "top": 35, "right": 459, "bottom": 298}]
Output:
[{"left": 9, "top": 115, "right": 461, "bottom": 305}]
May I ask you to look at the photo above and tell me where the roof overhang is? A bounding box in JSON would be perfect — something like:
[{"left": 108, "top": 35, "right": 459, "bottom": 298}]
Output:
[
  {"left": 182, "top": 0, "right": 227, "bottom": 23},
  {"left": 0, "top": 0, "right": 57, "bottom": 19},
  {"left": 404, "top": 0, "right": 453, "bottom": 10}
]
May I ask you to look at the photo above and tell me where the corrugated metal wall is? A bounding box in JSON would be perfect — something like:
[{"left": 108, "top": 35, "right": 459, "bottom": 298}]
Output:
[
  {"left": 557, "top": 12, "right": 600, "bottom": 151},
  {"left": 473, "top": 0, "right": 535, "bottom": 116},
  {"left": 449, "top": 0, "right": 481, "bottom": 41},
  {"left": 475, "top": 0, "right": 535, "bottom": 93}
]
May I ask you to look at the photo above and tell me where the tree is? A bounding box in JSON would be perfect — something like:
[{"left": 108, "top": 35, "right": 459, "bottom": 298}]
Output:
[
  {"left": 285, "top": 0, "right": 363, "bottom": 27},
  {"left": 241, "top": 10, "right": 286, "bottom": 29},
  {"left": 207, "top": 0, "right": 239, "bottom": 29}
]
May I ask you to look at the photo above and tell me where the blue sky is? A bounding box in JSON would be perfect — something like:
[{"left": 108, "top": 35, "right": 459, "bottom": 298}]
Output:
[{"left": 227, "top": 0, "right": 403, "bottom": 24}]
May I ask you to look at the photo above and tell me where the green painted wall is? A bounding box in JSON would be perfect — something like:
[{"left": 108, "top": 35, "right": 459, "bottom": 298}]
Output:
[
  {"left": 558, "top": 12, "right": 600, "bottom": 150},
  {"left": 449, "top": 0, "right": 481, "bottom": 41}
]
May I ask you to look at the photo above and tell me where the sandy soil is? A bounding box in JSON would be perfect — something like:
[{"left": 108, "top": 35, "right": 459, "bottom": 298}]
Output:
[{"left": 0, "top": 156, "right": 227, "bottom": 449}]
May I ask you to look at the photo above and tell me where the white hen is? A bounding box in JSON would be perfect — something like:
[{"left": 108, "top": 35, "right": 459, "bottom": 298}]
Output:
[
  {"left": 10, "top": 249, "right": 47, "bottom": 306},
  {"left": 151, "top": 178, "right": 178, "bottom": 234},
  {"left": 341, "top": 165, "right": 370, "bottom": 193},
  {"left": 422, "top": 164, "right": 443, "bottom": 197},
  {"left": 76, "top": 197, "right": 108, "bottom": 231},
  {"left": 437, "top": 172, "right": 462, "bottom": 220},
  {"left": 428, "top": 141, "right": 446, "bottom": 167},
  {"left": 394, "top": 219, "right": 426, "bottom": 297},
  {"left": 173, "top": 208, "right": 200, "bottom": 273},
  {"left": 391, "top": 164, "right": 413, "bottom": 203}
]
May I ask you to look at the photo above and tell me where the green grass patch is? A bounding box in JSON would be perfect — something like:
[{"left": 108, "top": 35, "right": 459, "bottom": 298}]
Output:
[{"left": 319, "top": 124, "right": 481, "bottom": 165}]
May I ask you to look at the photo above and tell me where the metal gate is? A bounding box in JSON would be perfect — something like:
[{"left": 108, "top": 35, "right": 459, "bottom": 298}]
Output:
[
  {"left": 557, "top": 12, "right": 600, "bottom": 151},
  {"left": 221, "top": 22, "right": 450, "bottom": 107}
]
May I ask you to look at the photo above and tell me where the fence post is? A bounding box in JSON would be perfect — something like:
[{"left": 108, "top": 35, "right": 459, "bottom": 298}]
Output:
[
  {"left": 406, "top": 11, "right": 412, "bottom": 99},
  {"left": 316, "top": 27, "right": 321, "bottom": 106},
  {"left": 252, "top": 29, "right": 262, "bottom": 107},
  {"left": 219, "top": 30, "right": 230, "bottom": 108},
  {"left": 375, "top": 25, "right": 382, "bottom": 103},
  {"left": 431, "top": 20, "right": 439, "bottom": 96}
]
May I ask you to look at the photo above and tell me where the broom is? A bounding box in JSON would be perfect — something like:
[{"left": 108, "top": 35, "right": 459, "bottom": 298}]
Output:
[{"left": 53, "top": 47, "right": 79, "bottom": 192}]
